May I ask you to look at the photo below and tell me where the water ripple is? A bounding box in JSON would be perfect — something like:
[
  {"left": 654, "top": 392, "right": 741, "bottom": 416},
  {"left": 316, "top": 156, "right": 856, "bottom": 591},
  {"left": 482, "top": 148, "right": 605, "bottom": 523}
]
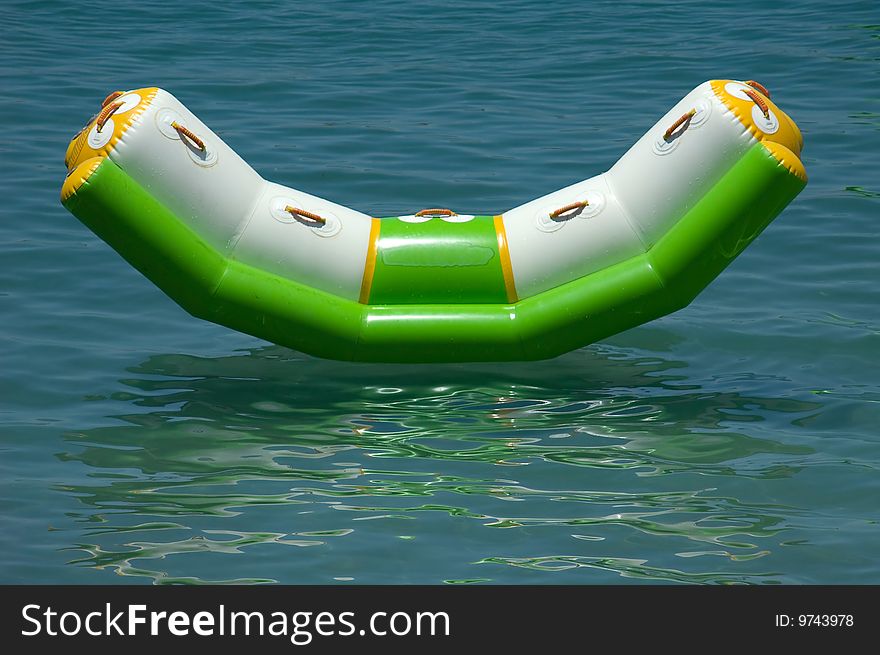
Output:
[
  {"left": 47, "top": 345, "right": 853, "bottom": 584},
  {"left": 2, "top": 0, "right": 879, "bottom": 585}
]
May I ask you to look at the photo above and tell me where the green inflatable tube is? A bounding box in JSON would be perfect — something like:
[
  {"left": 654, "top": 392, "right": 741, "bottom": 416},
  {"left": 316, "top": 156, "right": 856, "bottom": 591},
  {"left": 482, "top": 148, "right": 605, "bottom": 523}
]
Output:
[{"left": 61, "top": 81, "right": 805, "bottom": 362}]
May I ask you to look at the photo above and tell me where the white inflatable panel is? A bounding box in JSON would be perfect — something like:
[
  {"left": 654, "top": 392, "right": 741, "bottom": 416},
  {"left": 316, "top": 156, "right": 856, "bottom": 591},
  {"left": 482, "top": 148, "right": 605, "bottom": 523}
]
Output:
[
  {"left": 100, "top": 82, "right": 764, "bottom": 304},
  {"left": 606, "top": 81, "right": 758, "bottom": 248},
  {"left": 108, "top": 89, "right": 264, "bottom": 253},
  {"left": 501, "top": 173, "right": 644, "bottom": 299},
  {"left": 231, "top": 182, "right": 373, "bottom": 301}
]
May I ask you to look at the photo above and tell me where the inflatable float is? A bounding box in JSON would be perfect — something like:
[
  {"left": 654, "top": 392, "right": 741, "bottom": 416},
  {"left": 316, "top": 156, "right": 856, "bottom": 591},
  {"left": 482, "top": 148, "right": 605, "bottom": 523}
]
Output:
[{"left": 61, "top": 80, "right": 805, "bottom": 362}]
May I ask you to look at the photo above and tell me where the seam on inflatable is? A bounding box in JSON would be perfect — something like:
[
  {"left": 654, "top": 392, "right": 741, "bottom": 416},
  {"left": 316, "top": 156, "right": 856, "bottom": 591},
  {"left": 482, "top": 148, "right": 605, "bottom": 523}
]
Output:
[
  {"left": 226, "top": 180, "right": 270, "bottom": 256},
  {"left": 603, "top": 174, "right": 649, "bottom": 253},
  {"left": 107, "top": 97, "right": 158, "bottom": 174},
  {"left": 207, "top": 260, "right": 233, "bottom": 303},
  {"left": 642, "top": 254, "right": 667, "bottom": 291}
]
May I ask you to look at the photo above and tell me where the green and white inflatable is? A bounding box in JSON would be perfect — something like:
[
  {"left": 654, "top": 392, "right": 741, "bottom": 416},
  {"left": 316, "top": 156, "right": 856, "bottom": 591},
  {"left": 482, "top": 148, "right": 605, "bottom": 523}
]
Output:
[{"left": 62, "top": 80, "right": 806, "bottom": 362}]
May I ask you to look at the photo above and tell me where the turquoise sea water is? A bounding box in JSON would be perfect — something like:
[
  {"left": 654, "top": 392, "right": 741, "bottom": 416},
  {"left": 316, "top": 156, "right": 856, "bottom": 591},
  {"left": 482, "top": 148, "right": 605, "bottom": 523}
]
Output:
[{"left": 1, "top": 0, "right": 878, "bottom": 584}]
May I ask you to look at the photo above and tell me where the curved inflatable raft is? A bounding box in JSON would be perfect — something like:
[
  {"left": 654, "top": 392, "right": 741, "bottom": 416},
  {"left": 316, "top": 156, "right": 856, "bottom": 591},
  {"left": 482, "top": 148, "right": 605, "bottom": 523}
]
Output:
[{"left": 61, "top": 80, "right": 805, "bottom": 362}]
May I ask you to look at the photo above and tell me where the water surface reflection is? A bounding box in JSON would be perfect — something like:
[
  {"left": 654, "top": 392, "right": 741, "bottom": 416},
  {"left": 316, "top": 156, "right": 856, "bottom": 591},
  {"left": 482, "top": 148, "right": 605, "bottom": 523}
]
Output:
[{"left": 58, "top": 343, "right": 820, "bottom": 584}]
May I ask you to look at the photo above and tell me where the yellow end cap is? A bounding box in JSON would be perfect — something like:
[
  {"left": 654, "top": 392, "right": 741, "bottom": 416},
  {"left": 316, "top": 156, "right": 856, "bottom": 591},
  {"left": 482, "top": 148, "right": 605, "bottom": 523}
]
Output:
[
  {"left": 64, "top": 87, "right": 159, "bottom": 172},
  {"left": 710, "top": 80, "right": 804, "bottom": 158},
  {"left": 760, "top": 141, "right": 807, "bottom": 183},
  {"left": 61, "top": 157, "right": 103, "bottom": 203}
]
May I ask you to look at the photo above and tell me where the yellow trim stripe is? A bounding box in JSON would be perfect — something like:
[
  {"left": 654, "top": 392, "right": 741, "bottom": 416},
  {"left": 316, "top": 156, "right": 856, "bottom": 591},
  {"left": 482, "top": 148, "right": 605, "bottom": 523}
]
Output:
[
  {"left": 358, "top": 218, "right": 382, "bottom": 304},
  {"left": 494, "top": 214, "right": 518, "bottom": 303}
]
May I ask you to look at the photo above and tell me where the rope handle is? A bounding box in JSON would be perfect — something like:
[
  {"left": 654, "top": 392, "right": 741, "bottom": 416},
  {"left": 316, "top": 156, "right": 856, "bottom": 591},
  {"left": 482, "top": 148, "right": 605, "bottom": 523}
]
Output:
[
  {"left": 549, "top": 200, "right": 589, "bottom": 219},
  {"left": 102, "top": 90, "right": 124, "bottom": 107},
  {"left": 285, "top": 205, "right": 327, "bottom": 226},
  {"left": 743, "top": 88, "right": 770, "bottom": 119},
  {"left": 745, "top": 80, "right": 771, "bottom": 98},
  {"left": 171, "top": 121, "right": 206, "bottom": 151},
  {"left": 95, "top": 101, "right": 123, "bottom": 133},
  {"left": 663, "top": 108, "right": 697, "bottom": 142},
  {"left": 414, "top": 208, "right": 457, "bottom": 217}
]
